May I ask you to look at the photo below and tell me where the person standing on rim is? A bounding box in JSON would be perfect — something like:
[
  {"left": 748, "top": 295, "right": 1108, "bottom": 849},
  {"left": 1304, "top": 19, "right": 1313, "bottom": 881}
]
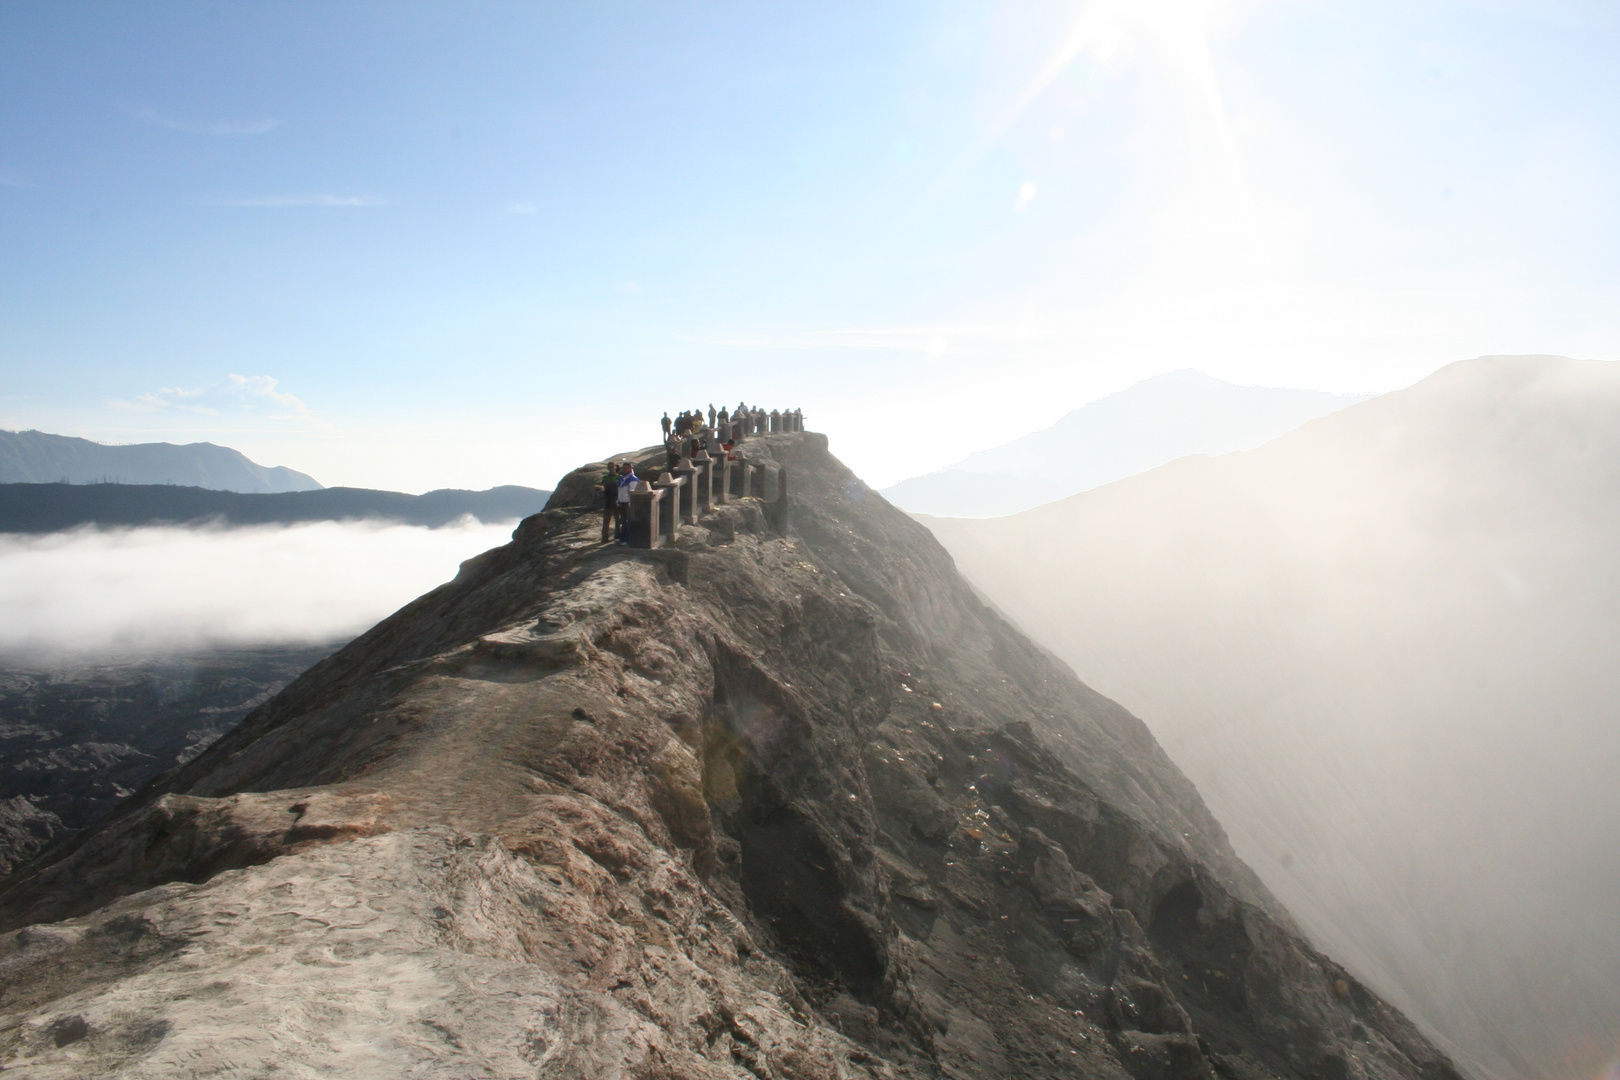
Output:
[
  {"left": 660, "top": 412, "right": 672, "bottom": 441},
  {"left": 615, "top": 460, "right": 638, "bottom": 544},
  {"left": 707, "top": 403, "right": 717, "bottom": 428},
  {"left": 598, "top": 461, "right": 620, "bottom": 544}
]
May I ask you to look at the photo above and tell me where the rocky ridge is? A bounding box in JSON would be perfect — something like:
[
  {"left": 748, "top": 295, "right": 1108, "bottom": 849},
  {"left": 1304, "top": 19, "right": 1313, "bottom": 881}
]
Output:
[{"left": 0, "top": 432, "right": 1464, "bottom": 1080}]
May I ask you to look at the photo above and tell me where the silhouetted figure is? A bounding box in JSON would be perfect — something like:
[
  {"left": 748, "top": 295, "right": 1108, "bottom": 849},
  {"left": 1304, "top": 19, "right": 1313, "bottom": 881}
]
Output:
[
  {"left": 660, "top": 412, "right": 671, "bottom": 439},
  {"left": 708, "top": 404, "right": 716, "bottom": 428},
  {"left": 598, "top": 463, "right": 619, "bottom": 543}
]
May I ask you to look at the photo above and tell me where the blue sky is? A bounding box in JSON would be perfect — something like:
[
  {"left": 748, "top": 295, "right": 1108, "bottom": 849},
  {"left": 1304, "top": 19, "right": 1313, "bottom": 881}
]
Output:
[{"left": 3, "top": 0, "right": 1619, "bottom": 490}]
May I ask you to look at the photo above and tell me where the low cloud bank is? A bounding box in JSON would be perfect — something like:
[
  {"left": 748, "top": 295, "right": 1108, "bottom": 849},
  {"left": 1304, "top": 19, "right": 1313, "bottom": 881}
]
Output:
[{"left": 0, "top": 519, "right": 516, "bottom": 658}]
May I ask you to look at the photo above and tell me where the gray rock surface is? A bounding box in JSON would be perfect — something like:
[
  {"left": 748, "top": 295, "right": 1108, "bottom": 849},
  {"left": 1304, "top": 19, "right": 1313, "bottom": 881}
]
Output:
[
  {"left": 0, "top": 796, "right": 62, "bottom": 876},
  {"left": 0, "top": 432, "right": 1464, "bottom": 1080},
  {"left": 0, "top": 646, "right": 337, "bottom": 873}
]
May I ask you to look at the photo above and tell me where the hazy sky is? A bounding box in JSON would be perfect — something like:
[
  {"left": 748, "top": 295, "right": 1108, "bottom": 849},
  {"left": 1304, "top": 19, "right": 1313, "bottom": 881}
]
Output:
[{"left": 3, "top": 1, "right": 1619, "bottom": 491}]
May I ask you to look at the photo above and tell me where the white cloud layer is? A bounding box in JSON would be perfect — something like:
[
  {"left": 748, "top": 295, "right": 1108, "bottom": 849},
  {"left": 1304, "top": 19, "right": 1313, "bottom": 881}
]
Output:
[{"left": 0, "top": 520, "right": 515, "bottom": 658}]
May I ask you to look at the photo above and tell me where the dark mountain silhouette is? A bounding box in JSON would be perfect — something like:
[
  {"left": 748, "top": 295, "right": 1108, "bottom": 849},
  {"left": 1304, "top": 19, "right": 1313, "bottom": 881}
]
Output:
[
  {"left": 922, "top": 355, "right": 1620, "bottom": 1080},
  {"left": 0, "top": 482, "right": 552, "bottom": 532},
  {"left": 0, "top": 429, "right": 323, "bottom": 493},
  {"left": 0, "top": 430, "right": 1461, "bottom": 1080},
  {"left": 881, "top": 371, "right": 1368, "bottom": 517}
]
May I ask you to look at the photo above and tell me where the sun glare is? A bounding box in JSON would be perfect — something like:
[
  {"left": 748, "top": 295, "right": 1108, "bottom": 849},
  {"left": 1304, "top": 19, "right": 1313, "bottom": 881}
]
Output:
[{"left": 1120, "top": 0, "right": 1227, "bottom": 39}]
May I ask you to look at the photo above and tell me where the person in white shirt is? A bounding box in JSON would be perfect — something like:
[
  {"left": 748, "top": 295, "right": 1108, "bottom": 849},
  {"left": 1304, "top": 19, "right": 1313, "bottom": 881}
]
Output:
[{"left": 615, "top": 461, "right": 637, "bottom": 542}]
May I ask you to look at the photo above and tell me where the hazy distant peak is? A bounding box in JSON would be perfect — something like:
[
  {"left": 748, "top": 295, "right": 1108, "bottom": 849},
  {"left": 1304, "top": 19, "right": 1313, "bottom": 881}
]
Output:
[
  {"left": 952, "top": 370, "right": 1365, "bottom": 472},
  {"left": 0, "top": 429, "right": 322, "bottom": 494},
  {"left": 881, "top": 370, "right": 1370, "bottom": 517}
]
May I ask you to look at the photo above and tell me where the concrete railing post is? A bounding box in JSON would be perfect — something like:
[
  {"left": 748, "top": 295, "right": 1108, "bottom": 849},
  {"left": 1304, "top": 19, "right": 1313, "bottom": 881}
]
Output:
[
  {"left": 690, "top": 454, "right": 712, "bottom": 514},
  {"left": 654, "top": 472, "right": 685, "bottom": 538},
  {"left": 768, "top": 466, "right": 789, "bottom": 532},
  {"left": 671, "top": 462, "right": 697, "bottom": 525},
  {"left": 715, "top": 455, "right": 733, "bottom": 504},
  {"left": 629, "top": 484, "right": 664, "bottom": 549}
]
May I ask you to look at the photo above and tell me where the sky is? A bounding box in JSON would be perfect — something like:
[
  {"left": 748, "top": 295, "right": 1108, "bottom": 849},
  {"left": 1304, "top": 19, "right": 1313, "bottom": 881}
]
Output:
[{"left": 3, "top": 0, "right": 1620, "bottom": 491}]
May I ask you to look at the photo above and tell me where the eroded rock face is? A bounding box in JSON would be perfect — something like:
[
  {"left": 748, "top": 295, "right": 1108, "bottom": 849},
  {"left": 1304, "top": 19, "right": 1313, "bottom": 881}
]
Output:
[
  {"left": 0, "top": 645, "right": 337, "bottom": 873},
  {"left": 0, "top": 433, "right": 1464, "bottom": 1080}
]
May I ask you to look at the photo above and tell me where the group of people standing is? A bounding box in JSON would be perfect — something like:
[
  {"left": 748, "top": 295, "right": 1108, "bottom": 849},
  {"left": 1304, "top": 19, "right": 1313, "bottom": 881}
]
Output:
[
  {"left": 598, "top": 459, "right": 641, "bottom": 544},
  {"left": 664, "top": 403, "right": 803, "bottom": 446},
  {"left": 595, "top": 402, "right": 805, "bottom": 545},
  {"left": 660, "top": 402, "right": 802, "bottom": 465}
]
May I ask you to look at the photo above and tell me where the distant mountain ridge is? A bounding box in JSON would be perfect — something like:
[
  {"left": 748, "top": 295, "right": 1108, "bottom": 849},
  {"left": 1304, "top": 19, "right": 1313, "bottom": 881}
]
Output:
[
  {"left": 881, "top": 370, "right": 1370, "bottom": 517},
  {"left": 0, "top": 483, "right": 552, "bottom": 532},
  {"left": 0, "top": 429, "right": 322, "bottom": 493}
]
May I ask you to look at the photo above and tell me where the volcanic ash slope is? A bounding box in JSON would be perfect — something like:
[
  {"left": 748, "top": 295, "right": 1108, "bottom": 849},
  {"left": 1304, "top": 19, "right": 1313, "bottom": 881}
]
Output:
[{"left": 0, "top": 432, "right": 1462, "bottom": 1080}]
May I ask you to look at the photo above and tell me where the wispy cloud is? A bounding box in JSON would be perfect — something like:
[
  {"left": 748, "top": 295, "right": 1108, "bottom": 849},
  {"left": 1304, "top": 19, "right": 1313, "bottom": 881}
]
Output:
[
  {"left": 114, "top": 374, "right": 324, "bottom": 427},
  {"left": 215, "top": 194, "right": 385, "bottom": 208},
  {"left": 126, "top": 104, "right": 279, "bottom": 137},
  {"left": 505, "top": 201, "right": 538, "bottom": 215},
  {"left": 0, "top": 170, "right": 32, "bottom": 189}
]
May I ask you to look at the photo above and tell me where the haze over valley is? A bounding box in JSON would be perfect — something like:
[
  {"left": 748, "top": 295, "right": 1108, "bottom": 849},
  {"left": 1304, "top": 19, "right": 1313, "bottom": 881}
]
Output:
[
  {"left": 0, "top": 518, "right": 518, "bottom": 658},
  {"left": 923, "top": 355, "right": 1620, "bottom": 1080}
]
